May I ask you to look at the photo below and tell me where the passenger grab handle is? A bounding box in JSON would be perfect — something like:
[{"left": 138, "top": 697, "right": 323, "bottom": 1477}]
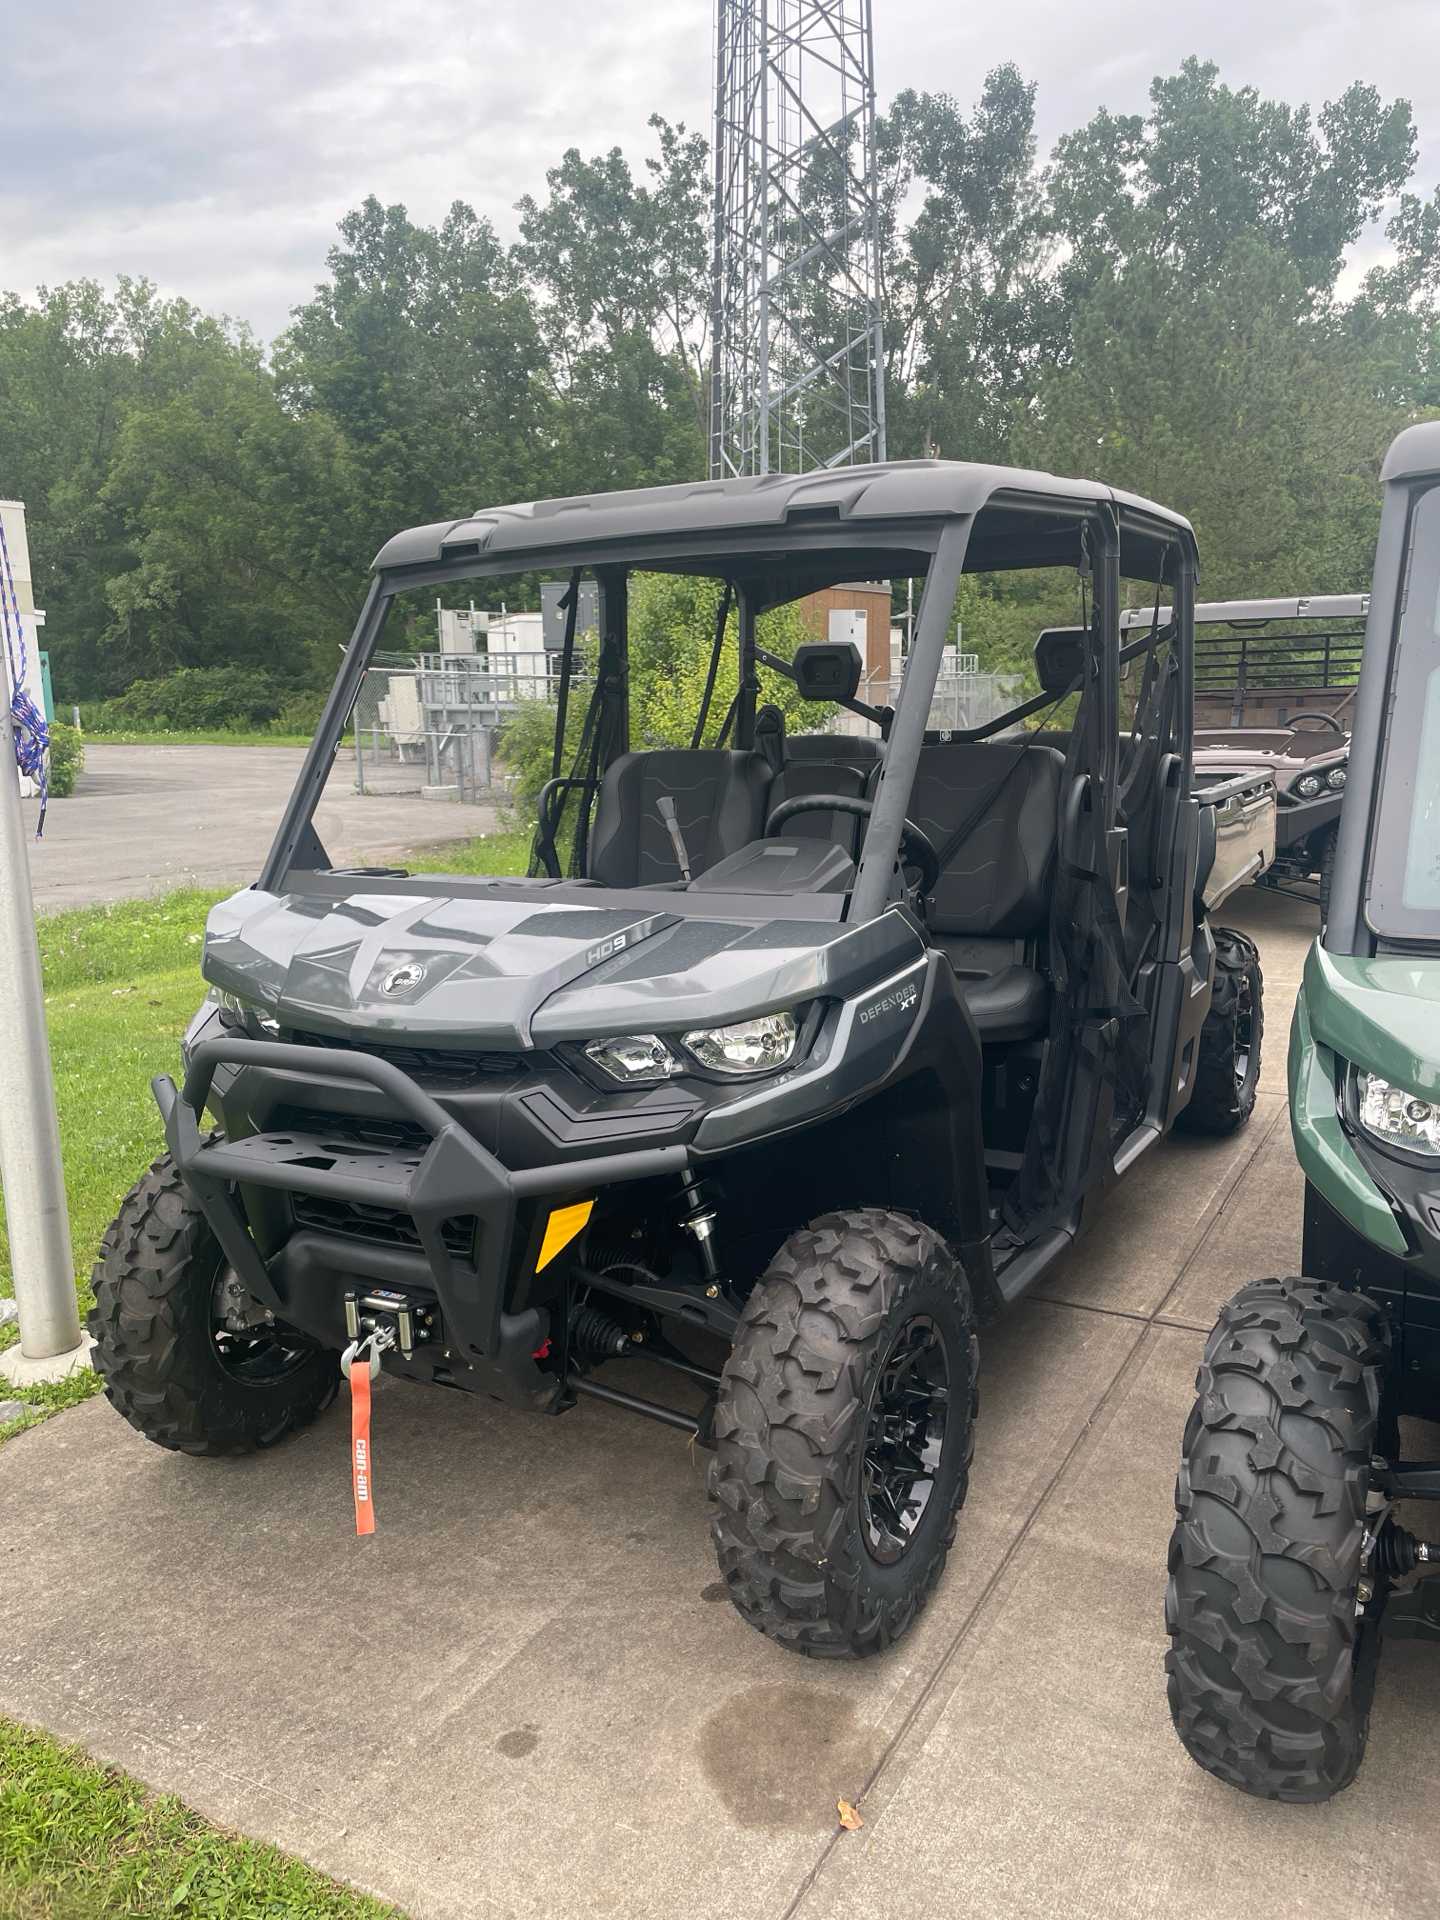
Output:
[{"left": 1061, "top": 774, "right": 1090, "bottom": 860}]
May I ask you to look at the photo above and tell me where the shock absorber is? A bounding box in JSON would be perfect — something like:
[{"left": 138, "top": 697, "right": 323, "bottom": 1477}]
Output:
[{"left": 677, "top": 1170, "right": 725, "bottom": 1299}]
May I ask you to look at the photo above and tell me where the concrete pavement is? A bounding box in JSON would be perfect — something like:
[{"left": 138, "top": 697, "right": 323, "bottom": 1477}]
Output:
[
  {"left": 27, "top": 745, "right": 501, "bottom": 910},
  {"left": 1, "top": 886, "right": 1436, "bottom": 1920}
]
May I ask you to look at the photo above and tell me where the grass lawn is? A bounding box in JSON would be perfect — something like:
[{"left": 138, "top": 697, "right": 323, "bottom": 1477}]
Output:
[
  {"left": 0, "top": 1718, "right": 402, "bottom": 1918},
  {"left": 409, "top": 824, "right": 533, "bottom": 874}
]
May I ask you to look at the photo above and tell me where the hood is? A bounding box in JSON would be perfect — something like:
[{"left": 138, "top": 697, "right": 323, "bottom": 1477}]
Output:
[
  {"left": 200, "top": 884, "right": 922, "bottom": 1050},
  {"left": 1304, "top": 942, "right": 1440, "bottom": 1100}
]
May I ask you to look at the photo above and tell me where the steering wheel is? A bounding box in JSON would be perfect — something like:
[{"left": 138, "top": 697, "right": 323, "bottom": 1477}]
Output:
[
  {"left": 1287, "top": 710, "right": 1345, "bottom": 733},
  {"left": 764, "top": 793, "right": 941, "bottom": 898}
]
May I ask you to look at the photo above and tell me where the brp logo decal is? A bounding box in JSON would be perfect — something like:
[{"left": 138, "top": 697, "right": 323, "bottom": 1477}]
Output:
[{"left": 380, "top": 962, "right": 427, "bottom": 996}]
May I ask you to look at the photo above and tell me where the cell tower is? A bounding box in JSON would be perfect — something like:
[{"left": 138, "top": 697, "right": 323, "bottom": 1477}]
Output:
[{"left": 709, "top": 0, "right": 886, "bottom": 478}]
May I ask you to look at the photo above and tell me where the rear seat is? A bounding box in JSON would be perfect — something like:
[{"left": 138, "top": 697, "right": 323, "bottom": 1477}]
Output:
[{"left": 906, "top": 742, "right": 1065, "bottom": 1042}]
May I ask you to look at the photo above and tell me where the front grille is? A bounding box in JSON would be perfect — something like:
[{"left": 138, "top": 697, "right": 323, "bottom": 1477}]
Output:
[
  {"left": 290, "top": 1191, "right": 477, "bottom": 1260},
  {"left": 268, "top": 1106, "right": 433, "bottom": 1156},
  {"left": 288, "top": 1029, "right": 528, "bottom": 1091}
]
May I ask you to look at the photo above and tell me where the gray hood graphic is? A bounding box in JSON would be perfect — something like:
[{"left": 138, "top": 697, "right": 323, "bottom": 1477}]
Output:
[{"left": 202, "top": 887, "right": 921, "bottom": 1049}]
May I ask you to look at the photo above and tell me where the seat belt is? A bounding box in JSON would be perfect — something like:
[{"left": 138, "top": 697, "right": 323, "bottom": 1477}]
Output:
[{"left": 928, "top": 753, "right": 1027, "bottom": 882}]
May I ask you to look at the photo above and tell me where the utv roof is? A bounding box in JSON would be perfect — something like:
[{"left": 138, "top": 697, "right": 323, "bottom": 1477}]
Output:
[
  {"left": 1380, "top": 420, "right": 1440, "bottom": 482},
  {"left": 370, "top": 459, "right": 1195, "bottom": 584},
  {"left": 1121, "top": 594, "right": 1369, "bottom": 629}
]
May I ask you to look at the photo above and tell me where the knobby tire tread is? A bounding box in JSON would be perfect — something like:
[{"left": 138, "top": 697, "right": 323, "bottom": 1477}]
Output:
[
  {"left": 88, "top": 1146, "right": 338, "bottom": 1456},
  {"left": 1176, "top": 926, "right": 1262, "bottom": 1136},
  {"left": 1165, "top": 1274, "right": 1389, "bottom": 1801},
  {"left": 708, "top": 1207, "right": 978, "bottom": 1660},
  {"left": 1317, "top": 825, "right": 1337, "bottom": 926}
]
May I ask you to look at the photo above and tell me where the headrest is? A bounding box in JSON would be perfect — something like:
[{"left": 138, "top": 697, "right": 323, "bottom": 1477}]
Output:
[
  {"left": 1034, "top": 628, "right": 1087, "bottom": 697},
  {"left": 793, "top": 641, "right": 862, "bottom": 703},
  {"left": 754, "top": 703, "right": 786, "bottom": 772}
]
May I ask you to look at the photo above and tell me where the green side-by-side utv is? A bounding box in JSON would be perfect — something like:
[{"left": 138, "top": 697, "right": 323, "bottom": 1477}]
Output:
[
  {"left": 1167, "top": 422, "right": 1440, "bottom": 1797},
  {"left": 89, "top": 460, "right": 1272, "bottom": 1659}
]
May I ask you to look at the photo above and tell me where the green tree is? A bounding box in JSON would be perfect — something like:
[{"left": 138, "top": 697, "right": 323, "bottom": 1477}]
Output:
[
  {"left": 277, "top": 196, "right": 551, "bottom": 538},
  {"left": 1047, "top": 58, "right": 1415, "bottom": 306},
  {"left": 513, "top": 116, "right": 710, "bottom": 487},
  {"left": 1015, "top": 243, "right": 1397, "bottom": 597},
  {"left": 879, "top": 67, "right": 1058, "bottom": 462},
  {"left": 98, "top": 315, "right": 362, "bottom": 690},
  {"left": 0, "top": 280, "right": 167, "bottom": 698},
  {"left": 628, "top": 574, "right": 825, "bottom": 747}
]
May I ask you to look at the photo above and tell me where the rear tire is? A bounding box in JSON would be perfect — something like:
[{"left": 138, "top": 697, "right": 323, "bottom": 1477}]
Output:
[
  {"left": 1165, "top": 1276, "right": 1390, "bottom": 1801},
  {"left": 89, "top": 1150, "right": 339, "bottom": 1455},
  {"left": 1175, "top": 927, "right": 1262, "bottom": 1136},
  {"left": 709, "top": 1208, "right": 978, "bottom": 1659}
]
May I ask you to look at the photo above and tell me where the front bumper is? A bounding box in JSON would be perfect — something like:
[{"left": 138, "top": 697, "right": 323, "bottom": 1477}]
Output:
[
  {"left": 157, "top": 1038, "right": 688, "bottom": 1405},
  {"left": 1290, "top": 958, "right": 1440, "bottom": 1415}
]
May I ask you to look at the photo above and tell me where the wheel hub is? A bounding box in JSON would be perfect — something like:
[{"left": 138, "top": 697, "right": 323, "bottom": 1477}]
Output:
[
  {"left": 860, "top": 1314, "right": 950, "bottom": 1566},
  {"left": 210, "top": 1266, "right": 314, "bottom": 1384}
]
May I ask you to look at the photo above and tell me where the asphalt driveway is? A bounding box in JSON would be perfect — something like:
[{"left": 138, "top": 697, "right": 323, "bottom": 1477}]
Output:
[{"left": 26, "top": 744, "right": 500, "bottom": 911}]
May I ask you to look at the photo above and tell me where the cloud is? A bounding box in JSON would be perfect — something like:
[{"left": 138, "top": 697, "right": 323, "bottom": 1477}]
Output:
[{"left": 2, "top": 0, "right": 1436, "bottom": 341}]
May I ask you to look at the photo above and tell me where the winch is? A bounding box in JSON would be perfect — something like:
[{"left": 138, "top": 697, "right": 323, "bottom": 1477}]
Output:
[{"left": 343, "top": 1287, "right": 439, "bottom": 1361}]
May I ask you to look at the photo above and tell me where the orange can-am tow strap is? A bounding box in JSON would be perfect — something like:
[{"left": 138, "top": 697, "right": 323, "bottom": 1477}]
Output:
[{"left": 350, "top": 1359, "right": 375, "bottom": 1535}]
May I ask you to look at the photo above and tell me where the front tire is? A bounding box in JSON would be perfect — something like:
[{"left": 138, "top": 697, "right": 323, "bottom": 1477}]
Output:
[
  {"left": 1175, "top": 926, "right": 1262, "bottom": 1136},
  {"left": 89, "top": 1150, "right": 339, "bottom": 1455},
  {"left": 1316, "top": 823, "right": 1338, "bottom": 926},
  {"left": 1165, "top": 1276, "right": 1391, "bottom": 1801},
  {"left": 709, "top": 1208, "right": 978, "bottom": 1659}
]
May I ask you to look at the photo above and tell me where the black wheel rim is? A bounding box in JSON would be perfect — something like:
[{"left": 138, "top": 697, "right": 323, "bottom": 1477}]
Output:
[
  {"left": 1234, "top": 970, "right": 1254, "bottom": 1089},
  {"left": 211, "top": 1265, "right": 316, "bottom": 1385},
  {"left": 860, "top": 1314, "right": 950, "bottom": 1566}
]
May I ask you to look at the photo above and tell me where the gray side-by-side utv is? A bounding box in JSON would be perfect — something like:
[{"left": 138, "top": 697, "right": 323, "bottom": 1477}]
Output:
[{"left": 91, "top": 461, "right": 1268, "bottom": 1658}]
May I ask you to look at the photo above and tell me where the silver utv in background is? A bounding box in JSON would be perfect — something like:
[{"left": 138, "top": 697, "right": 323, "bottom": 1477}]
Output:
[{"left": 1123, "top": 595, "right": 1362, "bottom": 918}]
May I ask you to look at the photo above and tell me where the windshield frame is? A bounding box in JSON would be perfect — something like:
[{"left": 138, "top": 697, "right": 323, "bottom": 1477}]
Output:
[
  {"left": 258, "top": 484, "right": 1193, "bottom": 910},
  {"left": 1365, "top": 480, "right": 1440, "bottom": 944}
]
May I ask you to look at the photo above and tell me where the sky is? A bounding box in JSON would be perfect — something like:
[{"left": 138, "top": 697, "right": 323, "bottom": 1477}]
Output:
[{"left": 1, "top": 0, "right": 1437, "bottom": 343}]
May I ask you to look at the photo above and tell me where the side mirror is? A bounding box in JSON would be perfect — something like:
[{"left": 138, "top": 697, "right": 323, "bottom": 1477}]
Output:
[
  {"left": 793, "top": 641, "right": 862, "bottom": 703},
  {"left": 1034, "top": 628, "right": 1086, "bottom": 696}
]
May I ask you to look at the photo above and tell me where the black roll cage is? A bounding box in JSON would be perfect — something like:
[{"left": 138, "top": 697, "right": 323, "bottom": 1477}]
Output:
[{"left": 259, "top": 486, "right": 1197, "bottom": 924}]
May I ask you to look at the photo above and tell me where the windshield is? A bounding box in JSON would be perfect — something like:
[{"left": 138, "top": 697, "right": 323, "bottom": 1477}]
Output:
[{"left": 1366, "top": 482, "right": 1440, "bottom": 940}]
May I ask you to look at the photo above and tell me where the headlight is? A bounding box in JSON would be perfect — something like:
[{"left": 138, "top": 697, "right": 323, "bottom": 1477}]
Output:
[
  {"left": 682, "top": 1010, "right": 796, "bottom": 1075},
  {"left": 1326, "top": 764, "right": 1347, "bottom": 791},
  {"left": 1294, "top": 772, "right": 1324, "bottom": 799},
  {"left": 584, "top": 1034, "right": 683, "bottom": 1082},
  {"left": 1356, "top": 1072, "right": 1440, "bottom": 1157},
  {"left": 217, "top": 990, "right": 281, "bottom": 1039}
]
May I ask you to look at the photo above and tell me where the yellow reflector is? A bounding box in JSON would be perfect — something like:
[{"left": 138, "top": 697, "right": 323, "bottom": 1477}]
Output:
[{"left": 537, "top": 1199, "right": 594, "bottom": 1271}]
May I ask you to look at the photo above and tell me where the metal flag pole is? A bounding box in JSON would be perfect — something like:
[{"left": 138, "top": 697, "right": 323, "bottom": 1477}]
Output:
[{"left": 0, "top": 517, "right": 79, "bottom": 1361}]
